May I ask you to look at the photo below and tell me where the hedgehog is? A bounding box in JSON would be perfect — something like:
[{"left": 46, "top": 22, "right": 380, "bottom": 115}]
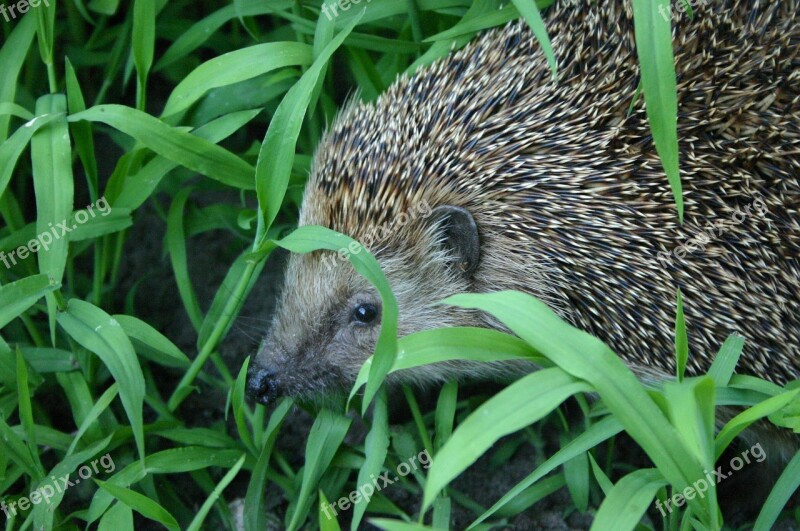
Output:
[
  {"left": 246, "top": 0, "right": 799, "bottom": 515},
  {"left": 247, "top": 0, "right": 799, "bottom": 406}
]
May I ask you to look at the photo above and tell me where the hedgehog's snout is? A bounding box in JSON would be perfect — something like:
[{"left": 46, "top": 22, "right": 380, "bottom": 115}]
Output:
[{"left": 246, "top": 364, "right": 281, "bottom": 405}]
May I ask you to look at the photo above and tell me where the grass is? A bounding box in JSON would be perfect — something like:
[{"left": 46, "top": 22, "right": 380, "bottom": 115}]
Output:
[{"left": 1, "top": 0, "right": 798, "bottom": 530}]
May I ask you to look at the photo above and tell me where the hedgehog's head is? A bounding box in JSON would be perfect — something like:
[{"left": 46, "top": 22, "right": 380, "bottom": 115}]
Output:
[{"left": 246, "top": 202, "right": 485, "bottom": 405}]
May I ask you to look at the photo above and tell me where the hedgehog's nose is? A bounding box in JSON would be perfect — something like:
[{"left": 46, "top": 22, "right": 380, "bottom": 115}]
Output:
[{"left": 246, "top": 366, "right": 279, "bottom": 405}]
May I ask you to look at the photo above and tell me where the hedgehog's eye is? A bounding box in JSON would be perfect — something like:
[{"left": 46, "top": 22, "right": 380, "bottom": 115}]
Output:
[{"left": 351, "top": 303, "right": 380, "bottom": 325}]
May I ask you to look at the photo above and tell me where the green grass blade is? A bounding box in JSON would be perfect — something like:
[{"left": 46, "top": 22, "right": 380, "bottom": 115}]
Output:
[
  {"left": 161, "top": 42, "right": 312, "bottom": 117},
  {"left": 287, "top": 409, "right": 352, "bottom": 531},
  {"left": 0, "top": 113, "right": 61, "bottom": 200},
  {"left": 132, "top": 0, "right": 156, "bottom": 110},
  {"left": 371, "top": 520, "right": 441, "bottom": 531},
  {"left": 66, "top": 383, "right": 119, "bottom": 455},
  {"left": 0, "top": 15, "right": 36, "bottom": 142},
  {"left": 32, "top": 435, "right": 114, "bottom": 529},
  {"left": 68, "top": 105, "right": 254, "bottom": 189},
  {"left": 113, "top": 314, "right": 190, "bottom": 368},
  {"left": 232, "top": 358, "right": 256, "bottom": 455},
  {"left": 631, "top": 0, "right": 683, "bottom": 221},
  {"left": 65, "top": 58, "right": 99, "bottom": 200},
  {"left": 0, "top": 415, "right": 44, "bottom": 479},
  {"left": 562, "top": 435, "right": 590, "bottom": 512},
  {"left": 0, "top": 274, "right": 59, "bottom": 328},
  {"left": 446, "top": 291, "right": 709, "bottom": 522},
  {"left": 255, "top": 13, "right": 362, "bottom": 240},
  {"left": 351, "top": 387, "right": 390, "bottom": 530},
  {"left": 707, "top": 334, "right": 745, "bottom": 387},
  {"left": 186, "top": 454, "right": 246, "bottom": 531},
  {"left": 197, "top": 248, "right": 267, "bottom": 349},
  {"left": 0, "top": 103, "right": 34, "bottom": 121},
  {"left": 16, "top": 349, "right": 42, "bottom": 472},
  {"left": 114, "top": 109, "right": 260, "bottom": 210},
  {"left": 98, "top": 502, "right": 134, "bottom": 530},
  {"left": 31, "top": 94, "right": 74, "bottom": 286},
  {"left": 244, "top": 398, "right": 292, "bottom": 531},
  {"left": 590, "top": 468, "right": 667, "bottom": 531},
  {"left": 87, "top": 447, "right": 244, "bottom": 523},
  {"left": 423, "top": 368, "right": 590, "bottom": 509},
  {"left": 154, "top": 1, "right": 294, "bottom": 71},
  {"left": 510, "top": 0, "right": 557, "bottom": 80},
  {"left": 68, "top": 207, "right": 133, "bottom": 241},
  {"left": 714, "top": 388, "right": 800, "bottom": 459},
  {"left": 434, "top": 380, "right": 458, "bottom": 452},
  {"left": 319, "top": 489, "right": 343, "bottom": 531},
  {"left": 753, "top": 450, "right": 800, "bottom": 531},
  {"left": 352, "top": 327, "right": 543, "bottom": 395},
  {"left": 588, "top": 452, "right": 614, "bottom": 496},
  {"left": 56, "top": 299, "right": 146, "bottom": 461},
  {"left": 34, "top": 0, "right": 57, "bottom": 89},
  {"left": 96, "top": 479, "right": 180, "bottom": 531},
  {"left": 166, "top": 187, "right": 203, "bottom": 331},
  {"left": 675, "top": 289, "right": 688, "bottom": 381}
]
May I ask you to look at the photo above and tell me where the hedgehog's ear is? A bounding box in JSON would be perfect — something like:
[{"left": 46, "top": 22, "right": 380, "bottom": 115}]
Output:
[{"left": 429, "top": 205, "right": 480, "bottom": 278}]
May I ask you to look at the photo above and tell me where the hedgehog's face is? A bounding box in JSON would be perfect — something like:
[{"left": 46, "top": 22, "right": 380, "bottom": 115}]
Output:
[{"left": 246, "top": 206, "right": 484, "bottom": 405}]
